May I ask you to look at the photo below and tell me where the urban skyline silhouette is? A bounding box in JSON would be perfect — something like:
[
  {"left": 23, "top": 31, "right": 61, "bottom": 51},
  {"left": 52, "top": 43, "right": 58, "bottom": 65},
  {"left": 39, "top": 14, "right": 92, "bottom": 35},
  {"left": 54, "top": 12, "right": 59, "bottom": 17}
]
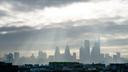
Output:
[{"left": 0, "top": 39, "right": 127, "bottom": 65}]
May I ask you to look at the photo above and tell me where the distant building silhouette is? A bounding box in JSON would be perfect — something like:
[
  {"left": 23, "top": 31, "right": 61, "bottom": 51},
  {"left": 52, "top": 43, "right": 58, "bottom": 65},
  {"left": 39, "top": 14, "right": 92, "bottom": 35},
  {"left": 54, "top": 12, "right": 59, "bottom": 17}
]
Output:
[
  {"left": 72, "top": 52, "right": 77, "bottom": 62},
  {"left": 5, "top": 53, "right": 13, "bottom": 63},
  {"left": 64, "top": 45, "right": 72, "bottom": 62},
  {"left": 113, "top": 52, "right": 121, "bottom": 63},
  {"left": 1, "top": 39, "right": 127, "bottom": 65},
  {"left": 13, "top": 52, "right": 20, "bottom": 65},
  {"left": 54, "top": 46, "right": 61, "bottom": 61},
  {"left": 91, "top": 40, "right": 101, "bottom": 63},
  {"left": 80, "top": 40, "right": 90, "bottom": 63},
  {"left": 14, "top": 52, "right": 19, "bottom": 60},
  {"left": 37, "top": 51, "right": 47, "bottom": 64},
  {"left": 48, "top": 55, "right": 54, "bottom": 62}
]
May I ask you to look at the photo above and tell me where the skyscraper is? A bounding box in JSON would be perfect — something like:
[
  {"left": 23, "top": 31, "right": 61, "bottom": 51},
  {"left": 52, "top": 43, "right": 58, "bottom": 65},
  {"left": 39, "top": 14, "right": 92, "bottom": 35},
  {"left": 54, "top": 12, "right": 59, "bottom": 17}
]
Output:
[
  {"left": 64, "top": 45, "right": 72, "bottom": 62},
  {"left": 38, "top": 51, "right": 47, "bottom": 59},
  {"left": 54, "top": 46, "right": 61, "bottom": 61},
  {"left": 73, "top": 52, "right": 76, "bottom": 59},
  {"left": 14, "top": 52, "right": 20, "bottom": 60},
  {"left": 91, "top": 40, "right": 101, "bottom": 63},
  {"left": 13, "top": 52, "right": 20, "bottom": 65},
  {"left": 113, "top": 52, "right": 121, "bottom": 63},
  {"left": 80, "top": 46, "right": 84, "bottom": 63},
  {"left": 80, "top": 40, "right": 91, "bottom": 63},
  {"left": 72, "top": 52, "right": 77, "bottom": 62},
  {"left": 84, "top": 40, "right": 91, "bottom": 63}
]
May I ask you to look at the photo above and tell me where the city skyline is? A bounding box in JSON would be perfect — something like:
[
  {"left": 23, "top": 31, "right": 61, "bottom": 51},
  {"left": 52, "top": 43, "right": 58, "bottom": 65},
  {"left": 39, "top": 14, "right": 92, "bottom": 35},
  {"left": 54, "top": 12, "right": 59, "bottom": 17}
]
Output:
[
  {"left": 0, "top": 39, "right": 125, "bottom": 58},
  {"left": 0, "top": 39, "right": 127, "bottom": 65},
  {"left": 0, "top": 39, "right": 127, "bottom": 59},
  {"left": 0, "top": 0, "right": 128, "bottom": 71}
]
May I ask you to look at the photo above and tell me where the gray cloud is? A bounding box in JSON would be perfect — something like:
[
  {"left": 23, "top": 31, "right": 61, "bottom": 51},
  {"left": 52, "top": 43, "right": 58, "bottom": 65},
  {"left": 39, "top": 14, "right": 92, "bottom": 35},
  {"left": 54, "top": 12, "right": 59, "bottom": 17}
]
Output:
[
  {"left": 0, "top": 26, "right": 34, "bottom": 32},
  {"left": 0, "top": 10, "right": 8, "bottom": 17},
  {"left": 104, "top": 38, "right": 128, "bottom": 46},
  {"left": 0, "top": 0, "right": 127, "bottom": 57},
  {"left": 1, "top": 0, "right": 88, "bottom": 11},
  {"left": 0, "top": 19, "right": 127, "bottom": 51}
]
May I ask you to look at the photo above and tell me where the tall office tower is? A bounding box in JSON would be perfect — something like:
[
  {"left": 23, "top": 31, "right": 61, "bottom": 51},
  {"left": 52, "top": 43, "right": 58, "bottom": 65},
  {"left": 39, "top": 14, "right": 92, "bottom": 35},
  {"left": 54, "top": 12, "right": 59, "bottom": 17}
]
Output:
[
  {"left": 73, "top": 52, "right": 76, "bottom": 59},
  {"left": 31, "top": 53, "right": 35, "bottom": 59},
  {"left": 64, "top": 45, "right": 72, "bottom": 62},
  {"left": 13, "top": 52, "right": 20, "bottom": 65},
  {"left": 80, "top": 46, "right": 84, "bottom": 63},
  {"left": 80, "top": 40, "right": 90, "bottom": 63},
  {"left": 14, "top": 52, "right": 20, "bottom": 60},
  {"left": 84, "top": 40, "right": 91, "bottom": 63},
  {"left": 91, "top": 40, "right": 101, "bottom": 63},
  {"left": 100, "top": 53, "right": 105, "bottom": 64},
  {"left": 54, "top": 46, "right": 61, "bottom": 61},
  {"left": 30, "top": 53, "right": 36, "bottom": 64},
  {"left": 116, "top": 52, "right": 121, "bottom": 62},
  {"left": 72, "top": 52, "right": 77, "bottom": 62}
]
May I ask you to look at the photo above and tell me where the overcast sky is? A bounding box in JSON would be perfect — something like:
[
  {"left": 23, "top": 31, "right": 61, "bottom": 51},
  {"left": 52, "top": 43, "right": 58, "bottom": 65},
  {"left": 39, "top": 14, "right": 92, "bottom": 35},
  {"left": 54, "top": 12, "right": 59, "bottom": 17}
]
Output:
[{"left": 0, "top": 0, "right": 128, "bottom": 57}]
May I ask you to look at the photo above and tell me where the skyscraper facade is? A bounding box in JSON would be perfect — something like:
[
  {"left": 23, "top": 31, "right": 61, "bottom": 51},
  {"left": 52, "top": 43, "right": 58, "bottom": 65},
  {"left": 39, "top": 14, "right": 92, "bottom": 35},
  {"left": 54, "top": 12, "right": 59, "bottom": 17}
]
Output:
[
  {"left": 64, "top": 45, "right": 72, "bottom": 62},
  {"left": 80, "top": 40, "right": 90, "bottom": 63},
  {"left": 91, "top": 40, "right": 101, "bottom": 63},
  {"left": 54, "top": 46, "right": 61, "bottom": 61}
]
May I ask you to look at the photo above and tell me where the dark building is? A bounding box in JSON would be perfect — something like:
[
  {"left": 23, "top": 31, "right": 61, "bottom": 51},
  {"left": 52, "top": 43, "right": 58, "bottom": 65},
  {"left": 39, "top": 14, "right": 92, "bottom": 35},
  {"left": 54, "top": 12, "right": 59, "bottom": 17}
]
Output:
[
  {"left": 0, "top": 62, "right": 18, "bottom": 72},
  {"left": 1, "top": 61, "right": 128, "bottom": 72},
  {"left": 106, "top": 63, "right": 128, "bottom": 72}
]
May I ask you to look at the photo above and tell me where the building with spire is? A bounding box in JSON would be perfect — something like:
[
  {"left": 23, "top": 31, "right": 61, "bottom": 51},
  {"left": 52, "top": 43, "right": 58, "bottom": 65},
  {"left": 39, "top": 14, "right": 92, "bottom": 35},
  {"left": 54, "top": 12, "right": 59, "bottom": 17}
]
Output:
[
  {"left": 54, "top": 46, "right": 61, "bottom": 61},
  {"left": 64, "top": 45, "right": 72, "bottom": 62},
  {"left": 91, "top": 40, "right": 101, "bottom": 63}
]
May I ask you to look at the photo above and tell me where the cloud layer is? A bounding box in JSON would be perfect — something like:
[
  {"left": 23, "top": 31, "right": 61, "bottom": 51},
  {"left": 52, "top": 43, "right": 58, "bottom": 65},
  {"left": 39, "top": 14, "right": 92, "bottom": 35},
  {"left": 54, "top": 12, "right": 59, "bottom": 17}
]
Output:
[{"left": 0, "top": 0, "right": 128, "bottom": 57}]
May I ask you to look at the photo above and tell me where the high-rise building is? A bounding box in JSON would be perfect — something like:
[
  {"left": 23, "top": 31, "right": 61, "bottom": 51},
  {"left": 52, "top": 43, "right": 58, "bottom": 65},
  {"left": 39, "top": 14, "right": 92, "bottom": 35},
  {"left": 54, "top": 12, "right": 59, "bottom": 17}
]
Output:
[
  {"left": 13, "top": 52, "right": 20, "bottom": 65},
  {"left": 14, "top": 52, "right": 20, "bottom": 60},
  {"left": 72, "top": 52, "right": 77, "bottom": 62},
  {"left": 80, "top": 46, "right": 84, "bottom": 62},
  {"left": 84, "top": 40, "right": 91, "bottom": 63},
  {"left": 31, "top": 53, "right": 35, "bottom": 59},
  {"left": 38, "top": 51, "right": 47, "bottom": 59},
  {"left": 73, "top": 52, "right": 76, "bottom": 59},
  {"left": 29, "top": 53, "right": 36, "bottom": 64},
  {"left": 54, "top": 46, "right": 61, "bottom": 61},
  {"left": 91, "top": 40, "right": 101, "bottom": 63},
  {"left": 80, "top": 40, "right": 90, "bottom": 63},
  {"left": 113, "top": 52, "right": 121, "bottom": 63},
  {"left": 64, "top": 45, "right": 72, "bottom": 62},
  {"left": 100, "top": 53, "right": 105, "bottom": 64}
]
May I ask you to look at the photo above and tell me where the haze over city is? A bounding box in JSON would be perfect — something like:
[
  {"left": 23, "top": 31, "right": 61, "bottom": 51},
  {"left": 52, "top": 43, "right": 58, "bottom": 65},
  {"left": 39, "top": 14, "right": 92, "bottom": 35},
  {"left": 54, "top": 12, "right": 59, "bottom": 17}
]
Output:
[{"left": 0, "top": 0, "right": 128, "bottom": 60}]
